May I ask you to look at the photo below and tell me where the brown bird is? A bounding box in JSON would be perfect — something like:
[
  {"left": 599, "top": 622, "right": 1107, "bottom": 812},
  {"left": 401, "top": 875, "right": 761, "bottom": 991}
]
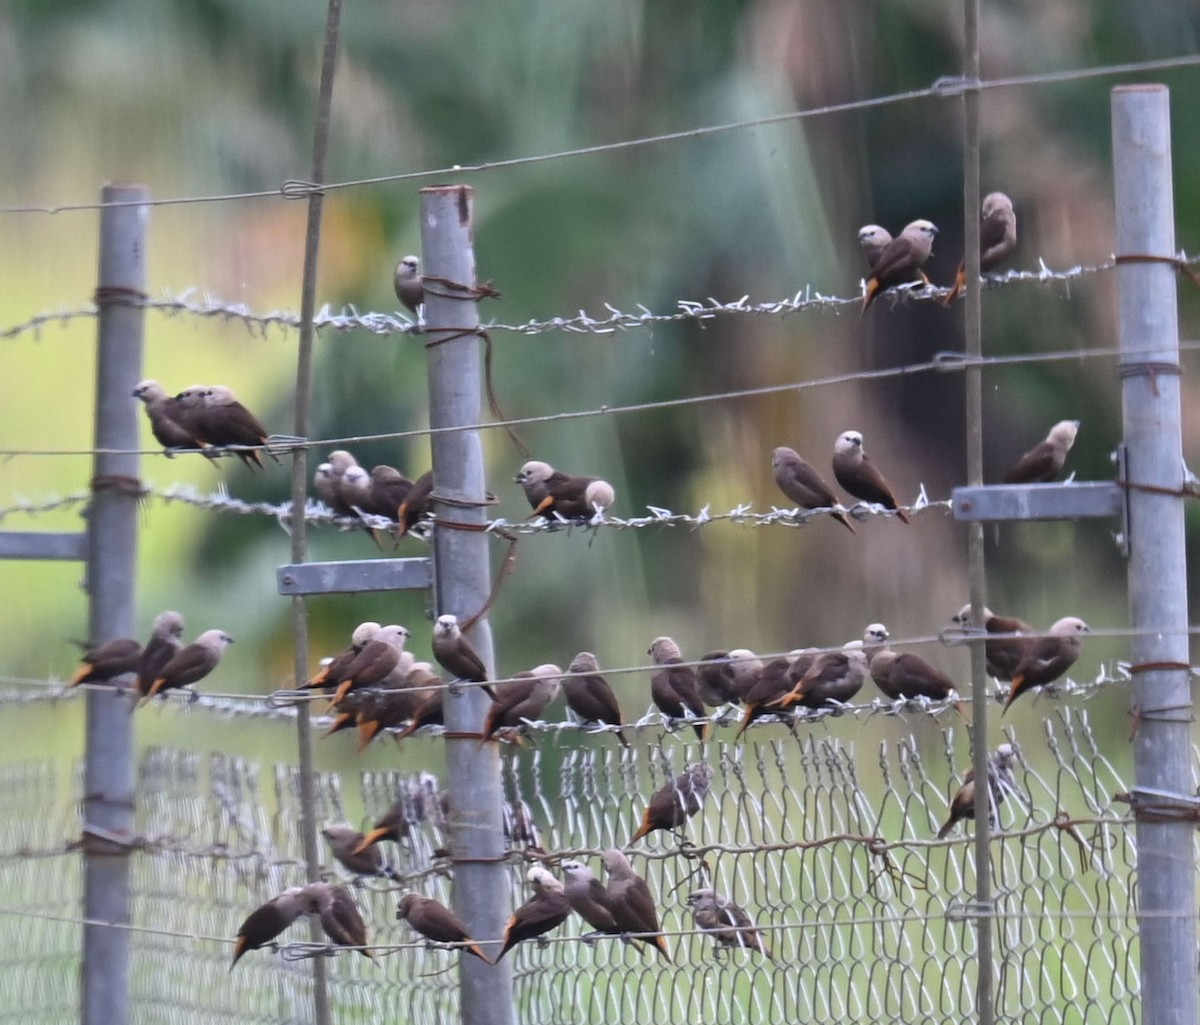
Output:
[
  {"left": 628, "top": 762, "right": 714, "bottom": 846},
  {"left": 857, "top": 224, "right": 894, "bottom": 269},
  {"left": 388, "top": 664, "right": 448, "bottom": 742},
  {"left": 560, "top": 859, "right": 621, "bottom": 936},
  {"left": 563, "top": 652, "right": 628, "bottom": 746},
  {"left": 396, "top": 893, "right": 491, "bottom": 963},
  {"left": 431, "top": 614, "right": 491, "bottom": 690},
  {"left": 515, "top": 460, "right": 616, "bottom": 520},
  {"left": 313, "top": 462, "right": 342, "bottom": 513},
  {"left": 353, "top": 774, "right": 440, "bottom": 855},
  {"left": 70, "top": 637, "right": 142, "bottom": 688},
  {"left": 862, "top": 218, "right": 938, "bottom": 312},
  {"left": 480, "top": 663, "right": 562, "bottom": 744},
  {"left": 832, "top": 430, "right": 909, "bottom": 523},
  {"left": 942, "top": 191, "right": 1017, "bottom": 306},
  {"left": 599, "top": 848, "right": 670, "bottom": 960},
  {"left": 1002, "top": 420, "right": 1080, "bottom": 484},
  {"left": 1003, "top": 617, "right": 1090, "bottom": 712},
  {"left": 305, "top": 882, "right": 373, "bottom": 960},
  {"left": 495, "top": 866, "right": 572, "bottom": 961},
  {"left": 951, "top": 605, "right": 1034, "bottom": 682},
  {"left": 774, "top": 643, "right": 869, "bottom": 711},
  {"left": 936, "top": 743, "right": 1020, "bottom": 839},
  {"left": 394, "top": 255, "right": 424, "bottom": 317},
  {"left": 687, "top": 889, "right": 773, "bottom": 959},
  {"left": 316, "top": 450, "right": 360, "bottom": 516},
  {"left": 141, "top": 629, "right": 233, "bottom": 704},
  {"left": 648, "top": 636, "right": 708, "bottom": 740},
  {"left": 179, "top": 385, "right": 273, "bottom": 469},
  {"left": 695, "top": 651, "right": 737, "bottom": 708},
  {"left": 367, "top": 465, "right": 415, "bottom": 521},
  {"left": 772, "top": 446, "right": 855, "bottom": 533},
  {"left": 133, "top": 380, "right": 206, "bottom": 453},
  {"left": 322, "top": 824, "right": 403, "bottom": 882},
  {"left": 336, "top": 465, "right": 377, "bottom": 516},
  {"left": 396, "top": 470, "right": 434, "bottom": 536},
  {"left": 726, "top": 649, "right": 766, "bottom": 703},
  {"left": 230, "top": 886, "right": 308, "bottom": 970},
  {"left": 734, "top": 657, "right": 794, "bottom": 739},
  {"left": 305, "top": 621, "right": 382, "bottom": 692},
  {"left": 354, "top": 686, "right": 420, "bottom": 752},
  {"left": 867, "top": 626, "right": 960, "bottom": 703},
  {"left": 328, "top": 623, "right": 410, "bottom": 707},
  {"left": 137, "top": 610, "right": 186, "bottom": 697}
]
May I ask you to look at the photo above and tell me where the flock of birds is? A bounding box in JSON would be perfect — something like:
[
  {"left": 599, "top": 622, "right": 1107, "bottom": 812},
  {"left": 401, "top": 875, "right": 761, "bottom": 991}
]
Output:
[{"left": 84, "top": 191, "right": 1094, "bottom": 971}]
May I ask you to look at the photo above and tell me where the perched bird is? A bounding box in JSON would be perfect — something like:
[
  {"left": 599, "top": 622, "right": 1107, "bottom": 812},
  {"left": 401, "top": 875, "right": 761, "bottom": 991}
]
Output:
[
  {"left": 869, "top": 639, "right": 960, "bottom": 704},
  {"left": 354, "top": 686, "right": 421, "bottom": 752},
  {"left": 942, "top": 191, "right": 1017, "bottom": 306},
  {"left": 337, "top": 465, "right": 377, "bottom": 515},
  {"left": 388, "top": 664, "right": 448, "bottom": 742},
  {"left": 628, "top": 762, "right": 714, "bottom": 846},
  {"left": 832, "top": 430, "right": 909, "bottom": 523},
  {"left": 367, "top": 465, "right": 415, "bottom": 521},
  {"left": 560, "top": 859, "right": 621, "bottom": 936},
  {"left": 774, "top": 643, "right": 869, "bottom": 711},
  {"left": 495, "top": 866, "right": 571, "bottom": 961},
  {"left": 861, "top": 218, "right": 938, "bottom": 312},
  {"left": 648, "top": 636, "right": 708, "bottom": 741},
  {"left": 352, "top": 776, "right": 437, "bottom": 855},
  {"left": 132, "top": 380, "right": 205, "bottom": 453},
  {"left": 141, "top": 629, "right": 233, "bottom": 704},
  {"left": 305, "top": 882, "right": 373, "bottom": 960},
  {"left": 772, "top": 446, "right": 855, "bottom": 533},
  {"left": 695, "top": 651, "right": 739, "bottom": 707},
  {"left": 431, "top": 614, "right": 491, "bottom": 692},
  {"left": 515, "top": 460, "right": 616, "bottom": 520},
  {"left": 230, "top": 887, "right": 308, "bottom": 970},
  {"left": 394, "top": 255, "right": 424, "bottom": 317},
  {"left": 951, "top": 604, "right": 1034, "bottom": 682},
  {"left": 305, "top": 621, "right": 381, "bottom": 692},
  {"left": 599, "top": 848, "right": 670, "bottom": 960},
  {"left": 137, "top": 611, "right": 186, "bottom": 697},
  {"left": 726, "top": 649, "right": 766, "bottom": 703},
  {"left": 319, "top": 450, "right": 361, "bottom": 516},
  {"left": 480, "top": 664, "right": 562, "bottom": 744},
  {"left": 936, "top": 744, "right": 1021, "bottom": 839},
  {"left": 734, "top": 658, "right": 794, "bottom": 739},
  {"left": 1002, "top": 420, "right": 1080, "bottom": 484},
  {"left": 313, "top": 462, "right": 341, "bottom": 512},
  {"left": 687, "top": 889, "right": 773, "bottom": 959},
  {"left": 327, "top": 624, "right": 410, "bottom": 707},
  {"left": 857, "top": 224, "right": 894, "bottom": 269},
  {"left": 70, "top": 636, "right": 142, "bottom": 688},
  {"left": 396, "top": 470, "right": 434, "bottom": 536},
  {"left": 563, "top": 652, "right": 628, "bottom": 746},
  {"left": 182, "top": 385, "right": 273, "bottom": 469},
  {"left": 322, "top": 824, "right": 402, "bottom": 882},
  {"left": 396, "top": 893, "right": 491, "bottom": 963},
  {"left": 1004, "top": 617, "right": 1090, "bottom": 712}
]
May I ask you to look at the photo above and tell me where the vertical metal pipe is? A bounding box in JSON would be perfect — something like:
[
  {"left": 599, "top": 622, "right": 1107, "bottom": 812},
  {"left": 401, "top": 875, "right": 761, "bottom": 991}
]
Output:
[
  {"left": 1112, "top": 84, "right": 1195, "bottom": 1025},
  {"left": 421, "top": 185, "right": 515, "bottom": 1025},
  {"left": 81, "top": 183, "right": 147, "bottom": 1025}
]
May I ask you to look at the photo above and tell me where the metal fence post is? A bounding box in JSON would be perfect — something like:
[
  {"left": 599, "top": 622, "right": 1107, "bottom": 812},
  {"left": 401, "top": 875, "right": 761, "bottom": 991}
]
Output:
[
  {"left": 1111, "top": 84, "right": 1196, "bottom": 1025},
  {"left": 420, "top": 184, "right": 516, "bottom": 1025},
  {"left": 81, "top": 183, "right": 147, "bottom": 1025}
]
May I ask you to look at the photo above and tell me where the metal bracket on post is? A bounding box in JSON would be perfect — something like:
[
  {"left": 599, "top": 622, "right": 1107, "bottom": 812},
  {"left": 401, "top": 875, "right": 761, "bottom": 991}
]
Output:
[
  {"left": 0, "top": 532, "right": 88, "bottom": 561},
  {"left": 276, "top": 558, "right": 433, "bottom": 596},
  {"left": 951, "top": 482, "right": 1124, "bottom": 521}
]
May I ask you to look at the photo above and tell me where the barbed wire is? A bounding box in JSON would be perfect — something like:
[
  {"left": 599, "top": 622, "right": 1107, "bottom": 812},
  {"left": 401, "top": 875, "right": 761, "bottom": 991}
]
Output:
[{"left": 3, "top": 54, "right": 1199, "bottom": 217}]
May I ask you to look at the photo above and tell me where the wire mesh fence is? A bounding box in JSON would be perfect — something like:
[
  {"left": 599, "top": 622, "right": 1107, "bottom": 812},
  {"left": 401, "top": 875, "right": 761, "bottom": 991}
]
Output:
[{"left": 0, "top": 699, "right": 1161, "bottom": 1024}]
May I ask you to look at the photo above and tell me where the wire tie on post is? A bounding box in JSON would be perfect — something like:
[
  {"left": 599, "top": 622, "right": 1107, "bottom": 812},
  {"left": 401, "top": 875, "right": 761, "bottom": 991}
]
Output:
[
  {"left": 280, "top": 180, "right": 324, "bottom": 200},
  {"left": 1114, "top": 252, "right": 1200, "bottom": 287},
  {"left": 1112, "top": 787, "right": 1200, "bottom": 826},
  {"left": 92, "top": 285, "right": 149, "bottom": 308},
  {"left": 91, "top": 474, "right": 148, "bottom": 500}
]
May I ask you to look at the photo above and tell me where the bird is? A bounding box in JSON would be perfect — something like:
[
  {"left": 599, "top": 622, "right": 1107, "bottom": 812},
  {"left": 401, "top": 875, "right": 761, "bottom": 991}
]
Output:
[
  {"left": 354, "top": 684, "right": 422, "bottom": 752},
  {"left": 695, "top": 651, "right": 740, "bottom": 707},
  {"left": 950, "top": 604, "right": 1034, "bottom": 682},
  {"left": 772, "top": 446, "right": 855, "bottom": 533},
  {"left": 480, "top": 664, "right": 562, "bottom": 744},
  {"left": 628, "top": 762, "right": 713, "bottom": 846},
  {"left": 352, "top": 776, "right": 438, "bottom": 855},
  {"left": 140, "top": 629, "right": 233, "bottom": 704},
  {"left": 563, "top": 652, "right": 628, "bottom": 746},
  {"left": 313, "top": 462, "right": 342, "bottom": 512},
  {"left": 1003, "top": 617, "right": 1090, "bottom": 712},
  {"left": 1002, "top": 420, "right": 1080, "bottom": 484},
  {"left": 317, "top": 450, "right": 361, "bottom": 516},
  {"left": 941, "top": 191, "right": 1017, "bottom": 306},
  {"left": 305, "top": 621, "right": 382, "bottom": 692},
  {"left": 180, "top": 385, "right": 274, "bottom": 469},
  {"left": 396, "top": 470, "right": 434, "bottom": 536},
  {"left": 832, "top": 430, "right": 909, "bottom": 523},
  {"left": 857, "top": 224, "right": 894, "bottom": 269},
  {"left": 230, "top": 886, "right": 308, "bottom": 969},
  {"left": 132, "top": 380, "right": 206, "bottom": 453},
  {"left": 430, "top": 614, "right": 493, "bottom": 696},
  {"left": 396, "top": 893, "right": 491, "bottom": 963},
  {"left": 599, "top": 848, "right": 670, "bottom": 960},
  {"left": 495, "top": 866, "right": 572, "bottom": 961},
  {"left": 394, "top": 255, "right": 424, "bottom": 318},
  {"left": 726, "top": 649, "right": 766, "bottom": 703},
  {"left": 321, "top": 824, "right": 403, "bottom": 882},
  {"left": 366, "top": 465, "right": 415, "bottom": 521},
  {"left": 861, "top": 218, "right": 939, "bottom": 312},
  {"left": 388, "top": 664, "right": 448, "bottom": 742},
  {"left": 515, "top": 460, "right": 615, "bottom": 520},
  {"left": 867, "top": 628, "right": 960, "bottom": 704},
  {"left": 734, "top": 658, "right": 794, "bottom": 739},
  {"left": 648, "top": 636, "right": 708, "bottom": 741},
  {"left": 69, "top": 636, "right": 142, "bottom": 688},
  {"left": 560, "top": 859, "right": 622, "bottom": 936},
  {"left": 305, "top": 882, "right": 373, "bottom": 959},
  {"left": 936, "top": 744, "right": 1021, "bottom": 839},
  {"left": 136, "top": 611, "right": 186, "bottom": 697},
  {"left": 773, "top": 643, "right": 870, "bottom": 711},
  {"left": 687, "top": 889, "right": 773, "bottom": 958},
  {"left": 327, "top": 624, "right": 411, "bottom": 707}
]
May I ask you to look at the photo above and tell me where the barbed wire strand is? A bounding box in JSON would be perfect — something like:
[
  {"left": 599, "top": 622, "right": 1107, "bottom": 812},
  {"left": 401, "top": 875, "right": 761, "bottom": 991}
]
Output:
[{"left": 3, "top": 54, "right": 1199, "bottom": 217}]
